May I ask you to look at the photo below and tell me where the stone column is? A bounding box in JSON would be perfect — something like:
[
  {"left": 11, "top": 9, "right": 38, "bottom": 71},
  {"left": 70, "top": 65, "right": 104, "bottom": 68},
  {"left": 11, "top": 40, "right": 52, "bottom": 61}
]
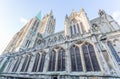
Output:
[
  {"left": 43, "top": 49, "right": 49, "bottom": 72},
  {"left": 79, "top": 45, "right": 86, "bottom": 72},
  {"left": 65, "top": 41, "right": 71, "bottom": 74}
]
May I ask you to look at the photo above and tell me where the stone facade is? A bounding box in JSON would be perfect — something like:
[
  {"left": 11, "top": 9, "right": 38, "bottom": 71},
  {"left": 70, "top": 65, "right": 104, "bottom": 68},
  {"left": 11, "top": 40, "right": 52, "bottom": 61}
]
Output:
[{"left": 0, "top": 8, "right": 120, "bottom": 79}]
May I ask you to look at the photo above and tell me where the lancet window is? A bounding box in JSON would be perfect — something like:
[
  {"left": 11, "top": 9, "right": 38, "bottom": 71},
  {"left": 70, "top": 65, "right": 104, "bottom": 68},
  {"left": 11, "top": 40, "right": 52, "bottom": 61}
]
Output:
[
  {"left": 38, "top": 53, "right": 46, "bottom": 72},
  {"left": 48, "top": 50, "right": 56, "bottom": 71},
  {"left": 82, "top": 43, "right": 100, "bottom": 71},
  {"left": 21, "top": 55, "right": 31, "bottom": 72},
  {"left": 70, "top": 42, "right": 100, "bottom": 72},
  {"left": 70, "top": 45, "right": 83, "bottom": 71},
  {"left": 107, "top": 41, "right": 120, "bottom": 62},
  {"left": 12, "top": 57, "right": 22, "bottom": 72},
  {"left": 48, "top": 48, "right": 66, "bottom": 71},
  {"left": 57, "top": 48, "right": 65, "bottom": 71}
]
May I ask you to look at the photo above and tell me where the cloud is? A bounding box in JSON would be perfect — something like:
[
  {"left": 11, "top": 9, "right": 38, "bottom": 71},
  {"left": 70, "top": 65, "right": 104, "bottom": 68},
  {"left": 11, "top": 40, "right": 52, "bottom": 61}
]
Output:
[
  {"left": 20, "top": 17, "right": 28, "bottom": 24},
  {"left": 112, "top": 10, "right": 120, "bottom": 25}
]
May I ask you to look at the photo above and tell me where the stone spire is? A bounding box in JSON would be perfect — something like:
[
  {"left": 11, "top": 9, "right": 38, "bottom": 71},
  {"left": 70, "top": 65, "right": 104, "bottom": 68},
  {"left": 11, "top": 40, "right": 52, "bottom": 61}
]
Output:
[
  {"left": 80, "top": 8, "right": 85, "bottom": 13},
  {"left": 50, "top": 10, "right": 53, "bottom": 15},
  {"left": 36, "top": 11, "right": 42, "bottom": 20}
]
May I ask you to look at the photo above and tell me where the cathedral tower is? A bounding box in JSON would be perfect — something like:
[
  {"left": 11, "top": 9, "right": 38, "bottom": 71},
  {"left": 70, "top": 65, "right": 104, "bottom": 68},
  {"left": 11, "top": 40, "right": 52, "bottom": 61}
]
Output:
[
  {"left": 64, "top": 8, "right": 91, "bottom": 36},
  {"left": 3, "top": 12, "right": 42, "bottom": 53},
  {"left": 39, "top": 10, "right": 56, "bottom": 37}
]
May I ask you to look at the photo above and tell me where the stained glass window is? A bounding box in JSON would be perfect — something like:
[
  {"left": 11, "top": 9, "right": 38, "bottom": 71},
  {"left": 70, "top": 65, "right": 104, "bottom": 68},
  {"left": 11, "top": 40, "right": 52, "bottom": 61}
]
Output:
[
  {"left": 21, "top": 56, "right": 30, "bottom": 72},
  {"left": 107, "top": 41, "right": 120, "bottom": 62},
  {"left": 32, "top": 53, "right": 40, "bottom": 72},
  {"left": 77, "top": 23, "right": 80, "bottom": 33},
  {"left": 75, "top": 47, "right": 83, "bottom": 71},
  {"left": 57, "top": 48, "right": 65, "bottom": 71},
  {"left": 73, "top": 25, "right": 76, "bottom": 34},
  {"left": 48, "top": 50, "right": 56, "bottom": 71},
  {"left": 82, "top": 43, "right": 100, "bottom": 71},
  {"left": 82, "top": 44, "right": 93, "bottom": 71},
  {"left": 38, "top": 53, "right": 46, "bottom": 72},
  {"left": 70, "top": 45, "right": 83, "bottom": 71},
  {"left": 70, "top": 46, "right": 76, "bottom": 71},
  {"left": 24, "top": 55, "right": 31, "bottom": 72},
  {"left": 6, "top": 59, "right": 13, "bottom": 72},
  {"left": 88, "top": 44, "right": 100, "bottom": 71},
  {"left": 70, "top": 26, "right": 73, "bottom": 35},
  {"left": 12, "top": 57, "right": 22, "bottom": 72}
]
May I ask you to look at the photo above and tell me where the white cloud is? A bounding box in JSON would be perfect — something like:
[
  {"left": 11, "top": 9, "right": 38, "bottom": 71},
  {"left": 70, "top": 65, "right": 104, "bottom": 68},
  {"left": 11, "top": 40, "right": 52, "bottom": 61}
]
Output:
[
  {"left": 112, "top": 10, "right": 120, "bottom": 25},
  {"left": 20, "top": 17, "right": 28, "bottom": 24}
]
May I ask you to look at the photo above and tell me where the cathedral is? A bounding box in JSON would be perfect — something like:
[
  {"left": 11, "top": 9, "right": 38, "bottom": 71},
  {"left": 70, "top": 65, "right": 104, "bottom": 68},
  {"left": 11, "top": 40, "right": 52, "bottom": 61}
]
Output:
[{"left": 0, "top": 8, "right": 120, "bottom": 79}]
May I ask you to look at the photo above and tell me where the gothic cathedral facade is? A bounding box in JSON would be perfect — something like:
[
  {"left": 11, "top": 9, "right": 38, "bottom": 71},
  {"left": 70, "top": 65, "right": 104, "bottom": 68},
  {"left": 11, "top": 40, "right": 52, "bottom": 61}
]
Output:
[{"left": 0, "top": 8, "right": 120, "bottom": 79}]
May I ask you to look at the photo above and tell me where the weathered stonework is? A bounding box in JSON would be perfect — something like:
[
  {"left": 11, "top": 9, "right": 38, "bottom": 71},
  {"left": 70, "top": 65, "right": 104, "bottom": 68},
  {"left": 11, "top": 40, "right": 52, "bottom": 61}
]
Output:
[{"left": 0, "top": 8, "right": 120, "bottom": 79}]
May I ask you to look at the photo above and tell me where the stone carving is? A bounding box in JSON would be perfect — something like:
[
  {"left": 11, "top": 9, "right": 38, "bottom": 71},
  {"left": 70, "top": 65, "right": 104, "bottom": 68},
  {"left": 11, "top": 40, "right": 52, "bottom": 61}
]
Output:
[
  {"left": 92, "top": 23, "right": 99, "bottom": 31},
  {"left": 99, "top": 9, "right": 105, "bottom": 16}
]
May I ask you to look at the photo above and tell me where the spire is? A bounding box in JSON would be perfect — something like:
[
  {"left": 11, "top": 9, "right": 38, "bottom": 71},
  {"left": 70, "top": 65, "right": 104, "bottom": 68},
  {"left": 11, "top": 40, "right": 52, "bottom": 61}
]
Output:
[
  {"left": 80, "top": 8, "right": 85, "bottom": 13},
  {"left": 50, "top": 10, "right": 53, "bottom": 15},
  {"left": 65, "top": 14, "right": 69, "bottom": 22},
  {"left": 65, "top": 14, "right": 69, "bottom": 19},
  {"left": 36, "top": 11, "right": 42, "bottom": 20}
]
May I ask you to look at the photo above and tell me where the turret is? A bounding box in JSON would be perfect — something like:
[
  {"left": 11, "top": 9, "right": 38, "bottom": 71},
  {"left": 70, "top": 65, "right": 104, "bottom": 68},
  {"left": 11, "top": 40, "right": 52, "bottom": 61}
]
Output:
[{"left": 39, "top": 10, "right": 56, "bottom": 37}]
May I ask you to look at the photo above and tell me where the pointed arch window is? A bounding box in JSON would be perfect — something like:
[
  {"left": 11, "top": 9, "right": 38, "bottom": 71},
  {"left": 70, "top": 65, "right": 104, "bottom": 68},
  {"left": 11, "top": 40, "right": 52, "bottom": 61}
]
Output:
[
  {"left": 32, "top": 20, "right": 37, "bottom": 30},
  {"left": 48, "top": 50, "right": 56, "bottom": 71},
  {"left": 70, "top": 45, "right": 83, "bottom": 71},
  {"left": 24, "top": 55, "right": 31, "bottom": 72},
  {"left": 88, "top": 44, "right": 100, "bottom": 71},
  {"left": 77, "top": 23, "right": 80, "bottom": 33},
  {"left": 73, "top": 25, "right": 77, "bottom": 34},
  {"left": 34, "top": 22, "right": 39, "bottom": 32},
  {"left": 6, "top": 59, "right": 14, "bottom": 72},
  {"left": 57, "top": 48, "right": 65, "bottom": 71},
  {"left": 25, "top": 40, "right": 31, "bottom": 48},
  {"left": 82, "top": 43, "right": 100, "bottom": 71},
  {"left": 32, "top": 53, "right": 40, "bottom": 72},
  {"left": 80, "top": 22, "right": 85, "bottom": 33},
  {"left": 12, "top": 57, "right": 22, "bottom": 72},
  {"left": 70, "top": 26, "right": 73, "bottom": 35},
  {"left": 38, "top": 53, "right": 46, "bottom": 72},
  {"left": 107, "top": 41, "right": 120, "bottom": 62},
  {"left": 21, "top": 55, "right": 31, "bottom": 72}
]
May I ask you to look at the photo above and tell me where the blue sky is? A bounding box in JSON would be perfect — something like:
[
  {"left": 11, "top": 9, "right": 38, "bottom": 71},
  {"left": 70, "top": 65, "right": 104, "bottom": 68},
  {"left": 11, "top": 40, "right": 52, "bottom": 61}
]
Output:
[{"left": 0, "top": 0, "right": 120, "bottom": 55}]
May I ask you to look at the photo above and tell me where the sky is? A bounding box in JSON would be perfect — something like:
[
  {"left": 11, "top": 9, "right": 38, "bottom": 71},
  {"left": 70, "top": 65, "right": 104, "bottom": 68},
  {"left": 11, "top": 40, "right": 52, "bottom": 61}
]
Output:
[{"left": 0, "top": 0, "right": 120, "bottom": 55}]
